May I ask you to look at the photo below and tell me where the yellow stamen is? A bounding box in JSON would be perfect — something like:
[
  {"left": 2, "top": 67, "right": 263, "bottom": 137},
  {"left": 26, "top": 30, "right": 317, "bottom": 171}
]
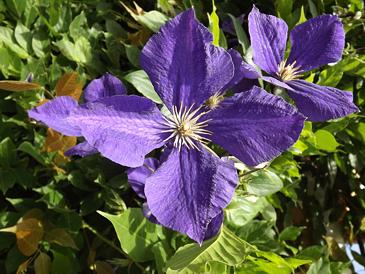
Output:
[
  {"left": 205, "top": 93, "right": 224, "bottom": 109},
  {"left": 161, "top": 104, "right": 212, "bottom": 151},
  {"left": 276, "top": 59, "right": 302, "bottom": 81}
]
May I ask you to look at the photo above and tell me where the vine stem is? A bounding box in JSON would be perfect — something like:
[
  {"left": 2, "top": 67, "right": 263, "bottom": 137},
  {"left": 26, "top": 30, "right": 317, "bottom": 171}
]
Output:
[{"left": 82, "top": 221, "right": 146, "bottom": 273}]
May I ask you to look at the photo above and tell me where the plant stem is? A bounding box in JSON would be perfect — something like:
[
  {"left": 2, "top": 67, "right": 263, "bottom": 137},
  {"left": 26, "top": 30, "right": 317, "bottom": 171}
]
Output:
[{"left": 82, "top": 221, "right": 146, "bottom": 273}]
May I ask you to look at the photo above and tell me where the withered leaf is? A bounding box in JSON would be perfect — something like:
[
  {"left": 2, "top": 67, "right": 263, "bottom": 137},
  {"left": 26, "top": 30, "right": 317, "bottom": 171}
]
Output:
[
  {"left": 55, "top": 72, "right": 83, "bottom": 100},
  {"left": 0, "top": 80, "right": 41, "bottom": 91}
]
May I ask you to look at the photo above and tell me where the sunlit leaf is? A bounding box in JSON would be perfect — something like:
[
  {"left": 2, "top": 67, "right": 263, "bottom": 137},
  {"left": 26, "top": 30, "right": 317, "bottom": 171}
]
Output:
[
  {"left": 208, "top": 0, "right": 220, "bottom": 46},
  {"left": 166, "top": 226, "right": 250, "bottom": 273},
  {"left": 124, "top": 70, "right": 162, "bottom": 104},
  {"left": 244, "top": 169, "right": 283, "bottom": 196},
  {"left": 98, "top": 208, "right": 160, "bottom": 262},
  {"left": 122, "top": 2, "right": 168, "bottom": 33},
  {"left": 314, "top": 130, "right": 339, "bottom": 152}
]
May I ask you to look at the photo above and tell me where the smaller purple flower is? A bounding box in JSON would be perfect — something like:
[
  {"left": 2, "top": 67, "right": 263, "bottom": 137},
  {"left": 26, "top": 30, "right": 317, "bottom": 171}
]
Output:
[
  {"left": 244, "top": 6, "right": 359, "bottom": 122},
  {"left": 28, "top": 9, "right": 305, "bottom": 243}
]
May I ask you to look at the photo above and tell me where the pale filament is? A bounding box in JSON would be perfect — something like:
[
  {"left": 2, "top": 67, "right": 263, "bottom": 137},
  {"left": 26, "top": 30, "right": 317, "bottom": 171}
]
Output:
[
  {"left": 276, "top": 59, "right": 302, "bottom": 81},
  {"left": 161, "top": 103, "right": 212, "bottom": 151}
]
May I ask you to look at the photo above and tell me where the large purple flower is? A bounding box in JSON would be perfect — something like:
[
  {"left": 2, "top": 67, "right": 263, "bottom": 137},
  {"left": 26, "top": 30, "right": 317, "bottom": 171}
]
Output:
[
  {"left": 245, "top": 6, "right": 358, "bottom": 122},
  {"left": 28, "top": 9, "right": 305, "bottom": 243}
]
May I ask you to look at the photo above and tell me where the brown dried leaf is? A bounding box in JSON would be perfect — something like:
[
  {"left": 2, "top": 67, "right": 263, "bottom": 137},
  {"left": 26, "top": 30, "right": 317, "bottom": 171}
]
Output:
[
  {"left": 94, "top": 261, "right": 115, "bottom": 274},
  {"left": 44, "top": 228, "right": 78, "bottom": 249},
  {"left": 0, "top": 80, "right": 41, "bottom": 91},
  {"left": 43, "top": 128, "right": 76, "bottom": 153},
  {"left": 34, "top": 252, "right": 52, "bottom": 274},
  {"left": 16, "top": 218, "right": 44, "bottom": 256},
  {"left": 128, "top": 28, "right": 151, "bottom": 46},
  {"left": 55, "top": 72, "right": 83, "bottom": 100}
]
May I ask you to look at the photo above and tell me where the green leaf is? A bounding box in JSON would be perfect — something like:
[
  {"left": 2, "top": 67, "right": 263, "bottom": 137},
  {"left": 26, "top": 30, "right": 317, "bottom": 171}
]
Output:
[
  {"left": 314, "top": 130, "right": 339, "bottom": 152},
  {"left": 297, "top": 6, "right": 307, "bottom": 25},
  {"left": 346, "top": 122, "right": 365, "bottom": 142},
  {"left": 208, "top": 0, "right": 219, "bottom": 46},
  {"left": 138, "top": 10, "right": 169, "bottom": 32},
  {"left": 51, "top": 250, "right": 78, "bottom": 274},
  {"left": 276, "top": 0, "right": 293, "bottom": 22},
  {"left": 227, "top": 14, "right": 249, "bottom": 54},
  {"left": 317, "top": 66, "right": 343, "bottom": 87},
  {"left": 225, "top": 195, "right": 266, "bottom": 227},
  {"left": 124, "top": 70, "right": 162, "bottom": 104},
  {"left": 32, "top": 31, "right": 50, "bottom": 59},
  {"left": 0, "top": 169, "right": 16, "bottom": 193},
  {"left": 166, "top": 226, "right": 250, "bottom": 273},
  {"left": 4, "top": 0, "right": 27, "bottom": 18},
  {"left": 245, "top": 169, "right": 283, "bottom": 196},
  {"left": 152, "top": 241, "right": 172, "bottom": 274},
  {"left": 278, "top": 226, "right": 305, "bottom": 241},
  {"left": 14, "top": 22, "right": 32, "bottom": 53},
  {"left": 0, "top": 137, "right": 16, "bottom": 167},
  {"left": 54, "top": 36, "right": 92, "bottom": 64},
  {"left": 69, "top": 12, "right": 88, "bottom": 41},
  {"left": 0, "top": 26, "right": 29, "bottom": 58},
  {"left": 125, "top": 44, "right": 140, "bottom": 67},
  {"left": 237, "top": 220, "right": 280, "bottom": 252},
  {"left": 98, "top": 208, "right": 160, "bottom": 262},
  {"left": 339, "top": 55, "right": 365, "bottom": 78},
  {"left": 123, "top": 4, "right": 169, "bottom": 33},
  {"left": 18, "top": 141, "right": 47, "bottom": 166}
]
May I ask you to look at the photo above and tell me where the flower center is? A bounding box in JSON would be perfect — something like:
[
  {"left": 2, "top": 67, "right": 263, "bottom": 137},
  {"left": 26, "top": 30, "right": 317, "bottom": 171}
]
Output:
[
  {"left": 276, "top": 60, "right": 302, "bottom": 81},
  {"left": 161, "top": 104, "right": 212, "bottom": 150},
  {"left": 205, "top": 93, "right": 224, "bottom": 109}
]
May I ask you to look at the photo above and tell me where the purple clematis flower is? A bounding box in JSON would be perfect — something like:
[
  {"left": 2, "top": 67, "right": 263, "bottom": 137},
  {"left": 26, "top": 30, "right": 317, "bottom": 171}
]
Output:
[
  {"left": 28, "top": 9, "right": 305, "bottom": 243},
  {"left": 244, "top": 6, "right": 359, "bottom": 122}
]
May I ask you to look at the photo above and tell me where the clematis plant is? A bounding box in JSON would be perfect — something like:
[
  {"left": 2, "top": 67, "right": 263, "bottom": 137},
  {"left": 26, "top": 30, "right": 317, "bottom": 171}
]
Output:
[
  {"left": 243, "top": 6, "right": 359, "bottom": 121},
  {"left": 28, "top": 9, "right": 305, "bottom": 243}
]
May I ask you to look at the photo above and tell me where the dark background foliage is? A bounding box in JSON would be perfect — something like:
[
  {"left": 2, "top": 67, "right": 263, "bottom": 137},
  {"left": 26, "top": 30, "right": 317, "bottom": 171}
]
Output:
[{"left": 0, "top": 0, "right": 364, "bottom": 273}]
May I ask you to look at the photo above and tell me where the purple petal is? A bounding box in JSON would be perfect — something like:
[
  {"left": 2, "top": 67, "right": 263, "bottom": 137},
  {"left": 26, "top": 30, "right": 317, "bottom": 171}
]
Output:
[
  {"left": 28, "top": 96, "right": 81, "bottom": 136},
  {"left": 248, "top": 6, "right": 288, "bottom": 74},
  {"left": 232, "top": 79, "right": 258, "bottom": 93},
  {"left": 223, "top": 49, "right": 260, "bottom": 91},
  {"left": 67, "top": 95, "right": 166, "bottom": 168},
  {"left": 287, "top": 80, "right": 359, "bottom": 121},
  {"left": 287, "top": 15, "right": 345, "bottom": 72},
  {"left": 84, "top": 73, "right": 127, "bottom": 102},
  {"left": 144, "top": 146, "right": 238, "bottom": 243},
  {"left": 204, "top": 212, "right": 223, "bottom": 240},
  {"left": 140, "top": 9, "right": 234, "bottom": 110},
  {"left": 142, "top": 203, "right": 160, "bottom": 224},
  {"left": 262, "top": 76, "right": 294, "bottom": 90},
  {"left": 206, "top": 86, "right": 305, "bottom": 166},
  {"left": 64, "top": 141, "right": 98, "bottom": 157},
  {"left": 127, "top": 158, "right": 160, "bottom": 199}
]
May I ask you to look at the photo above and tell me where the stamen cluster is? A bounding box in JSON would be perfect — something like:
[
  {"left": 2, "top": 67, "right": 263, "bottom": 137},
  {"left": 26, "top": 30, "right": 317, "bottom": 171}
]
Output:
[
  {"left": 162, "top": 104, "right": 212, "bottom": 150},
  {"left": 276, "top": 60, "right": 302, "bottom": 81}
]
